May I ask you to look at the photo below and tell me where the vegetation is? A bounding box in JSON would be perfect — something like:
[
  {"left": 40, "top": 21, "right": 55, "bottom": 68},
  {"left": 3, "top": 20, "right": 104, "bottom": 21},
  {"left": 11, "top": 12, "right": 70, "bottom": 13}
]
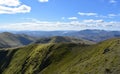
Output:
[
  {"left": 0, "top": 32, "right": 35, "bottom": 48},
  {"left": 33, "top": 36, "right": 95, "bottom": 44},
  {"left": 0, "top": 38, "right": 120, "bottom": 74},
  {"left": 0, "top": 32, "right": 94, "bottom": 48}
]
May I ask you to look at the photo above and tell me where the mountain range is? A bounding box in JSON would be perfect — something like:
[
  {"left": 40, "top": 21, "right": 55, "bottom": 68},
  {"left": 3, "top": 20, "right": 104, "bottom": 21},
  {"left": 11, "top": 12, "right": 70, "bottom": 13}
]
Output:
[
  {"left": 12, "top": 29, "right": 120, "bottom": 42},
  {"left": 0, "top": 30, "right": 120, "bottom": 74},
  {"left": 0, "top": 32, "right": 93, "bottom": 48}
]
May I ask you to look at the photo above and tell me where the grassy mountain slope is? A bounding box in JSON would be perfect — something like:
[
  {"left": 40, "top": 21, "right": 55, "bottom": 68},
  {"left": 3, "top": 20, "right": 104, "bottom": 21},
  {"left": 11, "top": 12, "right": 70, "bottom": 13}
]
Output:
[
  {"left": 34, "top": 36, "right": 95, "bottom": 44},
  {"left": 41, "top": 38, "right": 120, "bottom": 74},
  {"left": 0, "top": 38, "right": 120, "bottom": 74},
  {"left": 0, "top": 32, "right": 35, "bottom": 48}
]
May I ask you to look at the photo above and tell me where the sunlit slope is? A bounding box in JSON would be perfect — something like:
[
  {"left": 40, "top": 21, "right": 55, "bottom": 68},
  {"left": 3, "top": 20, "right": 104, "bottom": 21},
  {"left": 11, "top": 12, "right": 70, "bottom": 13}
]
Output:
[
  {"left": 41, "top": 38, "right": 120, "bottom": 74},
  {"left": 34, "top": 36, "right": 95, "bottom": 44},
  {"left": 0, "top": 38, "right": 120, "bottom": 74}
]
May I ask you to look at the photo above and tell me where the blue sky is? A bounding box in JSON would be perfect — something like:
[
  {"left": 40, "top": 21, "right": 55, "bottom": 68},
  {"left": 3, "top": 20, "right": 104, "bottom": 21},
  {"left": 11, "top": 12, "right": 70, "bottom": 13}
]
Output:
[{"left": 0, "top": 0, "right": 120, "bottom": 31}]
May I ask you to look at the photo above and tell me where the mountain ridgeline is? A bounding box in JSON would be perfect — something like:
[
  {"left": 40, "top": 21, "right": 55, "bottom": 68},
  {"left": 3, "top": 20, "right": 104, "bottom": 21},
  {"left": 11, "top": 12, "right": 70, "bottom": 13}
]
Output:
[
  {"left": 0, "top": 32, "right": 95, "bottom": 48},
  {"left": 0, "top": 38, "right": 120, "bottom": 74},
  {"left": 33, "top": 36, "right": 95, "bottom": 44},
  {"left": 13, "top": 29, "right": 120, "bottom": 42}
]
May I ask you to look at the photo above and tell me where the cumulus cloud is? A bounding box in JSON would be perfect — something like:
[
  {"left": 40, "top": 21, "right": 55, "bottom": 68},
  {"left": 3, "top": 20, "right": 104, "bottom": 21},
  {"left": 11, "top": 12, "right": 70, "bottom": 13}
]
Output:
[
  {"left": 83, "top": 19, "right": 104, "bottom": 23},
  {"left": 0, "top": 0, "right": 31, "bottom": 14},
  {"left": 0, "top": 0, "right": 20, "bottom": 6},
  {"left": 0, "top": 19, "right": 120, "bottom": 31},
  {"left": 78, "top": 12, "right": 97, "bottom": 16},
  {"left": 0, "top": 21, "right": 76, "bottom": 31},
  {"left": 68, "top": 17, "right": 78, "bottom": 20},
  {"left": 78, "top": 12, "right": 119, "bottom": 19},
  {"left": 39, "top": 0, "right": 49, "bottom": 3}
]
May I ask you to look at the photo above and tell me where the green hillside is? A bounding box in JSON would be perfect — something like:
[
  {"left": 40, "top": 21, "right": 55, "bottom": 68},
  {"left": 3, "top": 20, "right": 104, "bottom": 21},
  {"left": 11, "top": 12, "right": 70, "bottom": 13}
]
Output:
[
  {"left": 0, "top": 38, "right": 120, "bottom": 74},
  {"left": 34, "top": 36, "right": 95, "bottom": 44},
  {"left": 0, "top": 32, "right": 35, "bottom": 48}
]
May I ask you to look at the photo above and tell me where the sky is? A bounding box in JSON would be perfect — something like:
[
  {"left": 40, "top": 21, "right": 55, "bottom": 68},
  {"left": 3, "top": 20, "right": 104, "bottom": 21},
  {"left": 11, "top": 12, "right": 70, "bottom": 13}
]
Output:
[{"left": 0, "top": 0, "right": 120, "bottom": 31}]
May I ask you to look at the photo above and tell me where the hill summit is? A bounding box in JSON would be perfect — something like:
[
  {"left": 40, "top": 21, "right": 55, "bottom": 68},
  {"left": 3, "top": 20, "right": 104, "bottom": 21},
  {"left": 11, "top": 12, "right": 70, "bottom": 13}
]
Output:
[{"left": 34, "top": 36, "right": 95, "bottom": 44}]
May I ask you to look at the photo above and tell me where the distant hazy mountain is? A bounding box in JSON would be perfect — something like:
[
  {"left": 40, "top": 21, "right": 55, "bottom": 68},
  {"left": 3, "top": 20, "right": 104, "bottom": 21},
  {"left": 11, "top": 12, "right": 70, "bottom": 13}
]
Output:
[
  {"left": 33, "top": 36, "right": 95, "bottom": 44},
  {"left": 0, "top": 32, "right": 35, "bottom": 48},
  {"left": 12, "top": 31, "right": 73, "bottom": 37},
  {"left": 12, "top": 29, "right": 120, "bottom": 42},
  {"left": 67, "top": 30, "right": 120, "bottom": 42}
]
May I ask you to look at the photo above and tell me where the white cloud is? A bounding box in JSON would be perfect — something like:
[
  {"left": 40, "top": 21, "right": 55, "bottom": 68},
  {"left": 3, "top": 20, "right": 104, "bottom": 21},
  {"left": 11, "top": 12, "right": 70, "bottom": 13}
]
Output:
[
  {"left": 109, "top": 0, "right": 117, "bottom": 4},
  {"left": 95, "top": 15, "right": 108, "bottom": 18},
  {"left": 98, "top": 13, "right": 119, "bottom": 18},
  {"left": 39, "top": 0, "right": 49, "bottom": 2},
  {"left": 0, "top": 19, "right": 120, "bottom": 31},
  {"left": 78, "top": 12, "right": 97, "bottom": 16},
  {"left": 68, "top": 17, "right": 78, "bottom": 20},
  {"left": 0, "top": 0, "right": 20, "bottom": 6},
  {"left": 108, "top": 14, "right": 117, "bottom": 17},
  {"left": 0, "top": 5, "right": 31, "bottom": 14},
  {"left": 78, "top": 12, "right": 119, "bottom": 18},
  {"left": 83, "top": 19, "right": 104, "bottom": 23},
  {"left": 0, "top": 0, "right": 31, "bottom": 14}
]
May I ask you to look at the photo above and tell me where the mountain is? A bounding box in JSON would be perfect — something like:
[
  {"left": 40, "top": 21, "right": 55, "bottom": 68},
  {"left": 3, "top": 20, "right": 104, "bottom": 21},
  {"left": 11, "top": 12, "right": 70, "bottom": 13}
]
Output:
[
  {"left": 33, "top": 36, "right": 95, "bottom": 44},
  {"left": 0, "top": 32, "right": 35, "bottom": 48},
  {"left": 12, "top": 31, "right": 74, "bottom": 37},
  {"left": 68, "top": 29, "right": 120, "bottom": 42},
  {"left": 0, "top": 38, "right": 120, "bottom": 74},
  {"left": 0, "top": 32, "right": 94, "bottom": 48},
  {"left": 12, "top": 29, "right": 120, "bottom": 42}
]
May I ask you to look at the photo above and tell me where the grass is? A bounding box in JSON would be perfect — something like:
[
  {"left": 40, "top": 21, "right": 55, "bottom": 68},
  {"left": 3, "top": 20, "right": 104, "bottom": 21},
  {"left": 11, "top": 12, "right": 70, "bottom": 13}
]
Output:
[{"left": 0, "top": 38, "right": 120, "bottom": 74}]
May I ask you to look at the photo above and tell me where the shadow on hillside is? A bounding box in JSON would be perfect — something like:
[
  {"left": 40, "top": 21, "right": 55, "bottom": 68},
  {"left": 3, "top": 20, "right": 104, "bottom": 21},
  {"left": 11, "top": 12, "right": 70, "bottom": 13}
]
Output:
[{"left": 0, "top": 49, "right": 18, "bottom": 73}]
